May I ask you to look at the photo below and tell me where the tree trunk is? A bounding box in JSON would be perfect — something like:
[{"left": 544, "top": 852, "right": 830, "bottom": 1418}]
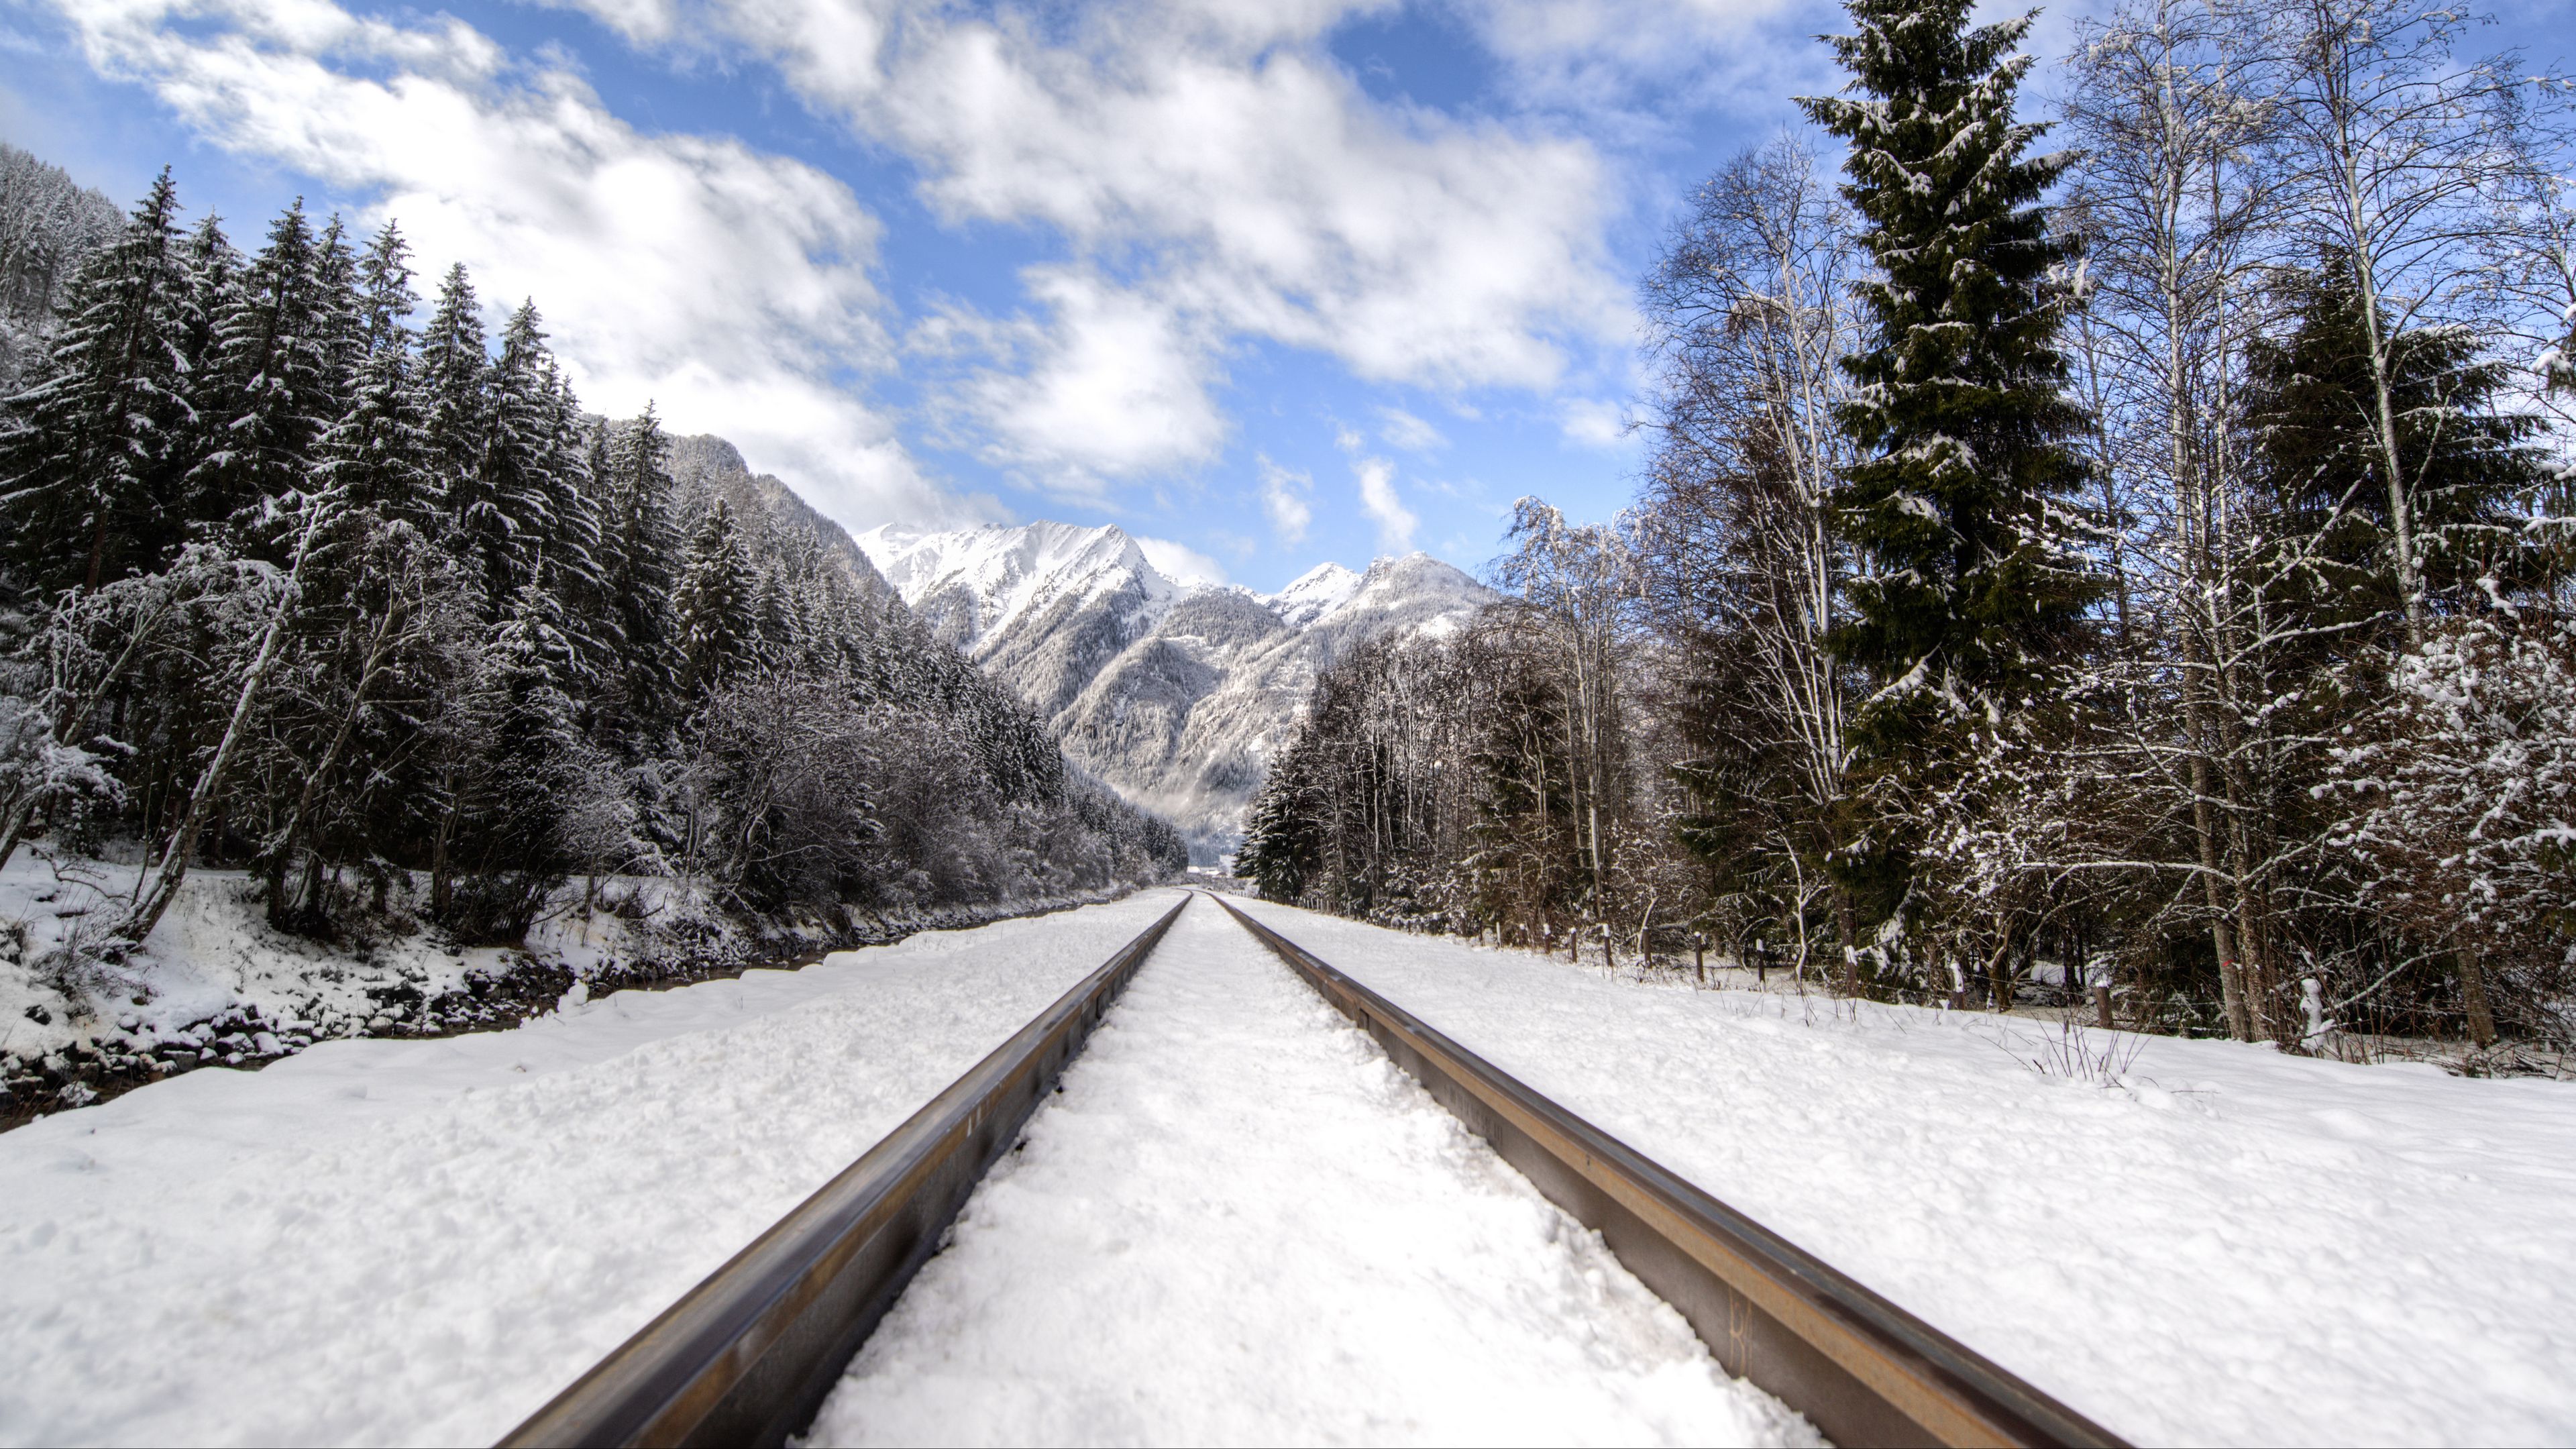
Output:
[
  {"left": 2459, "top": 949, "right": 2498, "bottom": 1049},
  {"left": 114, "top": 585, "right": 302, "bottom": 948},
  {"left": 0, "top": 794, "right": 40, "bottom": 879},
  {"left": 429, "top": 771, "right": 460, "bottom": 920},
  {"left": 267, "top": 602, "right": 403, "bottom": 930},
  {"left": 1835, "top": 888, "right": 1860, "bottom": 997},
  {"left": 2184, "top": 690, "right": 2250, "bottom": 1039}
]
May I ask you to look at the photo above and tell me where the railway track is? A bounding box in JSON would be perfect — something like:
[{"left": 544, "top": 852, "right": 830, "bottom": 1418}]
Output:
[{"left": 500, "top": 891, "right": 2127, "bottom": 1449}]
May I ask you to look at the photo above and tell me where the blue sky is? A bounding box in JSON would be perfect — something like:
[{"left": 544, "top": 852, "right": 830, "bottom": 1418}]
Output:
[{"left": 5, "top": 0, "right": 2570, "bottom": 591}]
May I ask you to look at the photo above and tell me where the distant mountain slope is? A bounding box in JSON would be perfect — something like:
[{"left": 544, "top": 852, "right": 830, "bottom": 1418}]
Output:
[
  {"left": 856, "top": 523, "right": 1494, "bottom": 862},
  {"left": 665, "top": 432, "right": 895, "bottom": 597}
]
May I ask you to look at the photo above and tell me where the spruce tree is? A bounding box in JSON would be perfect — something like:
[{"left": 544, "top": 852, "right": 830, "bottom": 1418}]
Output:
[
  {"left": 462, "top": 573, "right": 589, "bottom": 892},
  {"left": 1800, "top": 0, "right": 2099, "bottom": 957},
  {"left": 0, "top": 170, "right": 194, "bottom": 590},
  {"left": 2247, "top": 253, "right": 2553, "bottom": 646},
  {"left": 449, "top": 297, "right": 551, "bottom": 612},
  {"left": 676, "top": 498, "right": 754, "bottom": 696},
  {"left": 168, "top": 211, "right": 238, "bottom": 476},
  {"left": 534, "top": 353, "right": 611, "bottom": 684},
  {"left": 191, "top": 200, "right": 345, "bottom": 535},
  {"left": 415, "top": 264, "right": 488, "bottom": 567},
  {"left": 603, "top": 403, "right": 682, "bottom": 735},
  {"left": 1802, "top": 0, "right": 2098, "bottom": 724},
  {"left": 314, "top": 222, "right": 433, "bottom": 525}
]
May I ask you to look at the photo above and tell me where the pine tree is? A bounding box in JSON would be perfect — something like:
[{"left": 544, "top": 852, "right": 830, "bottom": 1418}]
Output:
[
  {"left": 602, "top": 403, "right": 682, "bottom": 735},
  {"left": 313, "top": 222, "right": 433, "bottom": 525},
  {"left": 1801, "top": 0, "right": 2099, "bottom": 725},
  {"left": 1798, "top": 0, "right": 2101, "bottom": 969},
  {"left": 676, "top": 498, "right": 754, "bottom": 696},
  {"left": 0, "top": 170, "right": 194, "bottom": 591},
  {"left": 535, "top": 354, "right": 611, "bottom": 685},
  {"left": 190, "top": 200, "right": 347, "bottom": 536},
  {"left": 415, "top": 264, "right": 487, "bottom": 565},
  {"left": 2247, "top": 254, "right": 2553, "bottom": 646}
]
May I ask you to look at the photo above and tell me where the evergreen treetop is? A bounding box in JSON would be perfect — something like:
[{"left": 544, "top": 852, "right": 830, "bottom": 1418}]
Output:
[
  {"left": 1802, "top": 0, "right": 2099, "bottom": 724},
  {"left": 0, "top": 169, "right": 193, "bottom": 592}
]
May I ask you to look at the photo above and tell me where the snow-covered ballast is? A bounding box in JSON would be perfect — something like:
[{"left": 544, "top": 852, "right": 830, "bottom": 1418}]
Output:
[
  {"left": 498, "top": 898, "right": 1189, "bottom": 1449},
  {"left": 1212, "top": 895, "right": 2128, "bottom": 1449}
]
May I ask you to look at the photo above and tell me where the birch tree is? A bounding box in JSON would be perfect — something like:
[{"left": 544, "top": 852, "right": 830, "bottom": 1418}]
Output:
[{"left": 1635, "top": 136, "right": 1866, "bottom": 985}]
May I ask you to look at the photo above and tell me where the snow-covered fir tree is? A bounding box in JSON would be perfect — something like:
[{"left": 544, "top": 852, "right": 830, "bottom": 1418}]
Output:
[
  {"left": 1801, "top": 0, "right": 2098, "bottom": 721},
  {"left": 190, "top": 201, "right": 347, "bottom": 534},
  {"left": 0, "top": 170, "right": 195, "bottom": 592},
  {"left": 676, "top": 496, "right": 755, "bottom": 696}
]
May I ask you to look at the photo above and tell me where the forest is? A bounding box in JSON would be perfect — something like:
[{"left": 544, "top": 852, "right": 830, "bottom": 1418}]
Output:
[
  {"left": 0, "top": 142, "right": 1184, "bottom": 967},
  {"left": 1239, "top": 0, "right": 2576, "bottom": 1057}
]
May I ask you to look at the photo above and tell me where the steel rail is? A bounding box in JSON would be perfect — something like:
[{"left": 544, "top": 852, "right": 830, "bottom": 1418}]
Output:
[
  {"left": 1211, "top": 892, "right": 2129, "bottom": 1449},
  {"left": 498, "top": 895, "right": 1189, "bottom": 1449}
]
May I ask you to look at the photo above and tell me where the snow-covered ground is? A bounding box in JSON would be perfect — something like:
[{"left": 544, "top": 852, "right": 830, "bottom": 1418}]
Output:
[
  {"left": 1230, "top": 898, "right": 2576, "bottom": 1448},
  {"left": 807, "top": 896, "right": 1813, "bottom": 1448},
  {"left": 0, "top": 847, "right": 1133, "bottom": 1120},
  {"left": 0, "top": 890, "right": 1187, "bottom": 1446},
  {"left": 0, "top": 851, "right": 672, "bottom": 1092}
]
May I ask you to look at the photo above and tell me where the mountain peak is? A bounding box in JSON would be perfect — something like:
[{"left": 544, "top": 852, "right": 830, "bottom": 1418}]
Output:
[
  {"left": 1262, "top": 561, "right": 1364, "bottom": 629},
  {"left": 849, "top": 518, "right": 1494, "bottom": 863},
  {"left": 853, "top": 519, "right": 1181, "bottom": 647}
]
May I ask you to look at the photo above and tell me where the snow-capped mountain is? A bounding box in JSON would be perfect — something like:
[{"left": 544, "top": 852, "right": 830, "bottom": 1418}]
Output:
[{"left": 855, "top": 522, "right": 1493, "bottom": 862}]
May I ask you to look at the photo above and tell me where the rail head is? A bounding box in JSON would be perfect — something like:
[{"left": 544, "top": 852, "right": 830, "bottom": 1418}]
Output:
[
  {"left": 1210, "top": 893, "right": 2129, "bottom": 1449},
  {"left": 499, "top": 894, "right": 1189, "bottom": 1449}
]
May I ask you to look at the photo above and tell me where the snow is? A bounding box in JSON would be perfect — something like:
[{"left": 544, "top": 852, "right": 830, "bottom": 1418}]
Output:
[
  {"left": 1228, "top": 898, "right": 2576, "bottom": 1448},
  {"left": 0, "top": 852, "right": 595, "bottom": 1078},
  {"left": 806, "top": 895, "right": 1814, "bottom": 1448},
  {"left": 1260, "top": 561, "right": 1364, "bottom": 629},
  {"left": 0, "top": 889, "right": 1189, "bottom": 1446},
  {"left": 853, "top": 521, "right": 1181, "bottom": 647}
]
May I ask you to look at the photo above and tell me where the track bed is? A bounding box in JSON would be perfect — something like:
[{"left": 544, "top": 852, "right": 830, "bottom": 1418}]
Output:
[{"left": 804, "top": 896, "right": 1809, "bottom": 1447}]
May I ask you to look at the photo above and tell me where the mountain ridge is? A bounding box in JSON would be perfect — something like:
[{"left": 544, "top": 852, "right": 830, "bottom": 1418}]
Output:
[{"left": 856, "top": 521, "right": 1494, "bottom": 862}]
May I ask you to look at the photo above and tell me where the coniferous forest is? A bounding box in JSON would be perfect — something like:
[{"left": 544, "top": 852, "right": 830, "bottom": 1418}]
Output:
[
  {"left": 1240, "top": 0, "right": 2576, "bottom": 1058},
  {"left": 0, "top": 149, "right": 1183, "bottom": 968}
]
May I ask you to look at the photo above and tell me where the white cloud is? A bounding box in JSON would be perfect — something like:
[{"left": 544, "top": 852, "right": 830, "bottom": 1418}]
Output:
[
  {"left": 1375, "top": 405, "right": 1445, "bottom": 453},
  {"left": 920, "top": 266, "right": 1230, "bottom": 500},
  {"left": 1354, "top": 455, "right": 1417, "bottom": 553},
  {"left": 1135, "top": 533, "right": 1228, "bottom": 588},
  {"left": 46, "top": 0, "right": 963, "bottom": 531},
  {"left": 1464, "top": 0, "right": 1823, "bottom": 115},
  {"left": 604, "top": 0, "right": 1639, "bottom": 476},
  {"left": 1257, "top": 455, "right": 1313, "bottom": 545},
  {"left": 1558, "top": 396, "right": 1629, "bottom": 449}
]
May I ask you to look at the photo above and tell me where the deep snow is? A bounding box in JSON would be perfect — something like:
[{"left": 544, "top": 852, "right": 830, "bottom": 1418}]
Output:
[
  {"left": 0, "top": 890, "right": 1188, "bottom": 1446},
  {"left": 1229, "top": 897, "right": 2576, "bottom": 1448},
  {"left": 806, "top": 895, "right": 1814, "bottom": 1448},
  {"left": 0, "top": 846, "right": 1132, "bottom": 1120}
]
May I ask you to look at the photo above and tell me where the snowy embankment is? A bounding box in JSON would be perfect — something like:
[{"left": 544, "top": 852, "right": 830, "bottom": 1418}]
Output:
[
  {"left": 808, "top": 897, "right": 1815, "bottom": 1448},
  {"left": 0, "top": 890, "right": 1187, "bottom": 1446},
  {"left": 1232, "top": 898, "right": 2576, "bottom": 1448},
  {"left": 0, "top": 849, "right": 1136, "bottom": 1124}
]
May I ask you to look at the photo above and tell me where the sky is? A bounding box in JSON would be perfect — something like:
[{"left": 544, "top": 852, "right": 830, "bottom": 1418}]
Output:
[{"left": 5, "top": 0, "right": 2571, "bottom": 592}]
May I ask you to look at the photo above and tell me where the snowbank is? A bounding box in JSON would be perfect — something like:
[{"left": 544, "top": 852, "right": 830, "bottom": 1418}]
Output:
[
  {"left": 0, "top": 889, "right": 1189, "bottom": 1446},
  {"left": 808, "top": 896, "right": 1815, "bottom": 1448},
  {"left": 0, "top": 848, "right": 1142, "bottom": 1124},
  {"left": 1230, "top": 898, "right": 2576, "bottom": 1447}
]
